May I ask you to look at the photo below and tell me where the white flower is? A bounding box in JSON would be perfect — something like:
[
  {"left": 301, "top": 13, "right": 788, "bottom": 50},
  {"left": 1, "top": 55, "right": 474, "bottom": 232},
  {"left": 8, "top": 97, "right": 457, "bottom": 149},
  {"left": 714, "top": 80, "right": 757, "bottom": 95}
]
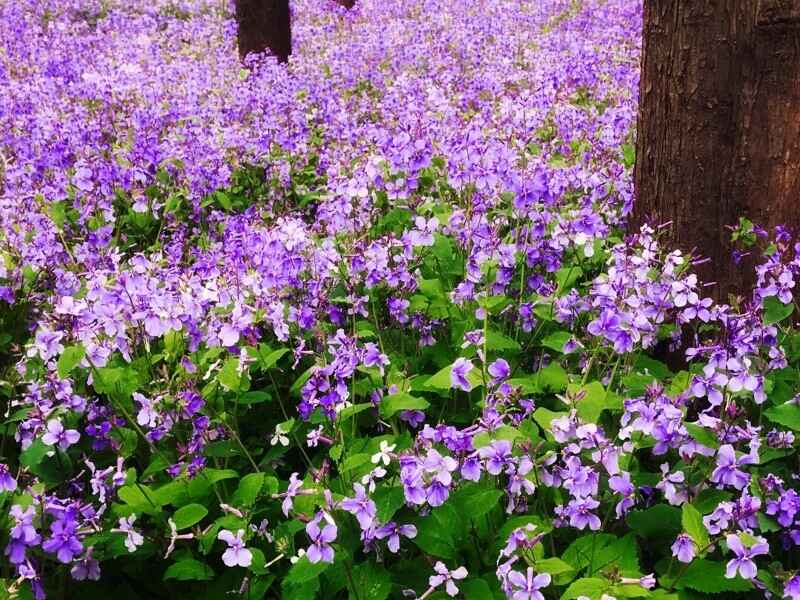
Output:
[
  {"left": 112, "top": 515, "right": 144, "bottom": 553},
  {"left": 271, "top": 424, "right": 290, "bottom": 447},
  {"left": 371, "top": 440, "right": 396, "bottom": 466}
]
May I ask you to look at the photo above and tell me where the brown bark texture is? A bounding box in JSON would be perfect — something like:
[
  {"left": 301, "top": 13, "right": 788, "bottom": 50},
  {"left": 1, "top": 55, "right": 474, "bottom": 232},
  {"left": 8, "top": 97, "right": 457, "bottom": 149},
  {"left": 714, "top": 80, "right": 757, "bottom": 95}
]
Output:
[
  {"left": 234, "top": 0, "right": 291, "bottom": 63},
  {"left": 337, "top": 0, "right": 356, "bottom": 7},
  {"left": 633, "top": 0, "right": 800, "bottom": 297}
]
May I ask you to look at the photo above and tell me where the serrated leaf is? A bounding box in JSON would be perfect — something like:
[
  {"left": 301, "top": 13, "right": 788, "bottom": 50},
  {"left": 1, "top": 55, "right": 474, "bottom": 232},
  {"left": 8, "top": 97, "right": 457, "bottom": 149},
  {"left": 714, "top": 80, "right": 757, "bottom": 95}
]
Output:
[
  {"left": 348, "top": 563, "right": 392, "bottom": 600},
  {"left": 172, "top": 503, "right": 208, "bottom": 530},
  {"left": 373, "top": 486, "right": 405, "bottom": 522},
  {"left": 764, "top": 402, "right": 800, "bottom": 431},
  {"left": 57, "top": 345, "right": 85, "bottom": 379},
  {"left": 673, "top": 559, "right": 752, "bottom": 593},
  {"left": 561, "top": 577, "right": 610, "bottom": 600},
  {"left": 681, "top": 504, "right": 709, "bottom": 549}
]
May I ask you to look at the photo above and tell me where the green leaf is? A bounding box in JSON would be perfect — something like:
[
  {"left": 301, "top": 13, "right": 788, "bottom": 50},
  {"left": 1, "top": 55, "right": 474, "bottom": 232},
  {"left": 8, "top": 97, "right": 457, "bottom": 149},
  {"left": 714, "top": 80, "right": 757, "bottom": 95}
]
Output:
[
  {"left": 540, "top": 330, "right": 571, "bottom": 353},
  {"left": 218, "top": 357, "right": 247, "bottom": 392},
  {"left": 572, "top": 381, "right": 622, "bottom": 422},
  {"left": 257, "top": 345, "right": 290, "bottom": 370},
  {"left": 380, "top": 392, "right": 430, "bottom": 418},
  {"left": 424, "top": 363, "right": 482, "bottom": 392},
  {"left": 561, "top": 577, "right": 610, "bottom": 600},
  {"left": 239, "top": 391, "right": 270, "bottom": 405},
  {"left": 684, "top": 422, "right": 719, "bottom": 449},
  {"left": 164, "top": 559, "right": 215, "bottom": 581},
  {"left": 172, "top": 503, "right": 209, "bottom": 530},
  {"left": 460, "top": 578, "right": 494, "bottom": 600},
  {"left": 373, "top": 486, "right": 406, "bottom": 523},
  {"left": 764, "top": 402, "right": 800, "bottom": 431},
  {"left": 681, "top": 504, "right": 709, "bottom": 549},
  {"left": 485, "top": 330, "right": 521, "bottom": 352},
  {"left": 348, "top": 563, "right": 392, "bottom": 600},
  {"left": 563, "top": 534, "right": 616, "bottom": 572},
  {"left": 672, "top": 559, "right": 752, "bottom": 593},
  {"left": 232, "top": 473, "right": 264, "bottom": 507},
  {"left": 763, "top": 296, "right": 794, "bottom": 325},
  {"left": 285, "top": 557, "right": 329, "bottom": 585},
  {"left": 626, "top": 505, "right": 681, "bottom": 539},
  {"left": 450, "top": 482, "right": 503, "bottom": 519},
  {"left": 536, "top": 557, "right": 575, "bottom": 576},
  {"left": 57, "top": 345, "right": 85, "bottom": 379}
]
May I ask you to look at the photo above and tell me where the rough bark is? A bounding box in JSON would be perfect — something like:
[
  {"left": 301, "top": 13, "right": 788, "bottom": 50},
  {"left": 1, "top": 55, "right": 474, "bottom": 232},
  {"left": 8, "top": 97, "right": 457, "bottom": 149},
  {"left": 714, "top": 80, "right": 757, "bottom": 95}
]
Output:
[
  {"left": 234, "top": 0, "right": 291, "bottom": 63},
  {"left": 633, "top": 0, "right": 800, "bottom": 298}
]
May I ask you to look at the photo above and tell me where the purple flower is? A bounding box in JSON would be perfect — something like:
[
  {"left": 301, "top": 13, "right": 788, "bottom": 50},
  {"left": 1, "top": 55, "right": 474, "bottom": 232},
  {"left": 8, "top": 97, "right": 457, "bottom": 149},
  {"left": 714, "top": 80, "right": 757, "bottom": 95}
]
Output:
[
  {"left": 608, "top": 472, "right": 636, "bottom": 517},
  {"left": 507, "top": 568, "right": 551, "bottom": 600},
  {"left": 42, "top": 517, "right": 83, "bottom": 563},
  {"left": 671, "top": 534, "right": 696, "bottom": 563},
  {"left": 218, "top": 529, "right": 252, "bottom": 568},
  {"left": 488, "top": 358, "right": 510, "bottom": 382},
  {"left": 429, "top": 561, "right": 468, "bottom": 597},
  {"left": 450, "top": 358, "right": 474, "bottom": 392},
  {"left": 564, "top": 496, "right": 601, "bottom": 531},
  {"left": 306, "top": 514, "right": 337, "bottom": 564},
  {"left": 341, "top": 483, "right": 377, "bottom": 530},
  {"left": 28, "top": 328, "right": 64, "bottom": 361},
  {"left": 478, "top": 440, "right": 514, "bottom": 476},
  {"left": 41, "top": 419, "right": 80, "bottom": 450},
  {"left": 711, "top": 445, "right": 753, "bottom": 490},
  {"left": 725, "top": 533, "right": 768, "bottom": 580},
  {"left": 71, "top": 548, "right": 101, "bottom": 581},
  {"left": 6, "top": 506, "right": 40, "bottom": 564},
  {"left": 0, "top": 463, "right": 17, "bottom": 492},
  {"left": 784, "top": 574, "right": 800, "bottom": 600},
  {"left": 375, "top": 522, "right": 417, "bottom": 553},
  {"left": 282, "top": 473, "right": 303, "bottom": 516}
]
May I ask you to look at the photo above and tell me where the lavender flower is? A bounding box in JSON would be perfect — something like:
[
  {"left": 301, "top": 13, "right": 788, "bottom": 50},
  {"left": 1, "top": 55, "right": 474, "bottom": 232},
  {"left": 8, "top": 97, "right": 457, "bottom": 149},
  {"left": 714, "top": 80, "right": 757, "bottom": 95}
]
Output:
[
  {"left": 218, "top": 529, "right": 252, "bottom": 568},
  {"left": 0, "top": 463, "right": 17, "bottom": 492},
  {"left": 306, "top": 514, "right": 337, "bottom": 564},
  {"left": 671, "top": 534, "right": 696, "bottom": 563},
  {"left": 41, "top": 419, "right": 80, "bottom": 450},
  {"left": 450, "top": 358, "right": 474, "bottom": 392},
  {"left": 724, "top": 533, "right": 768, "bottom": 580},
  {"left": 429, "top": 561, "right": 468, "bottom": 597},
  {"left": 375, "top": 522, "right": 417, "bottom": 553},
  {"left": 507, "top": 568, "right": 551, "bottom": 600}
]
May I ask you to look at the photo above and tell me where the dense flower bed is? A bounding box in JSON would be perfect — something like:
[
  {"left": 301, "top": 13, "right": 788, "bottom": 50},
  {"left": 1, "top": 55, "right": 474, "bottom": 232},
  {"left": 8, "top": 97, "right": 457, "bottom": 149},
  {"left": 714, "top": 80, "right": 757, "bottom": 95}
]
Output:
[{"left": 1, "top": 1, "right": 799, "bottom": 599}]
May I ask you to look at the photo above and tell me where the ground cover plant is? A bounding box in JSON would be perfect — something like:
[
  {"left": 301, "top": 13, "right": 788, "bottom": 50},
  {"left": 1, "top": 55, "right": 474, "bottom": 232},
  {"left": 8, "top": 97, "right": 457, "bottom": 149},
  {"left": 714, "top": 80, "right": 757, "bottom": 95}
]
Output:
[{"left": 1, "top": 0, "right": 799, "bottom": 599}]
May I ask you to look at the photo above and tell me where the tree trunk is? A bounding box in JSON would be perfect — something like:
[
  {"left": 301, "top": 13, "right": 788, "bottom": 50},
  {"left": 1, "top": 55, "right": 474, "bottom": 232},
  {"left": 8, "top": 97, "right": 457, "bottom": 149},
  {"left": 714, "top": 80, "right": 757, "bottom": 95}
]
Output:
[
  {"left": 633, "top": 0, "right": 800, "bottom": 298},
  {"left": 337, "top": 0, "right": 356, "bottom": 7},
  {"left": 235, "top": 0, "right": 291, "bottom": 63}
]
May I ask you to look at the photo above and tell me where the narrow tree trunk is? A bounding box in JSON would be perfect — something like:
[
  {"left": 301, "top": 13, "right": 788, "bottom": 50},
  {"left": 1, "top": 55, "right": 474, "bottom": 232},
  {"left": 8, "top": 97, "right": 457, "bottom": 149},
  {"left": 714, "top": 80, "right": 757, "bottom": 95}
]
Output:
[
  {"left": 235, "top": 0, "right": 291, "bottom": 63},
  {"left": 633, "top": 1, "right": 800, "bottom": 298}
]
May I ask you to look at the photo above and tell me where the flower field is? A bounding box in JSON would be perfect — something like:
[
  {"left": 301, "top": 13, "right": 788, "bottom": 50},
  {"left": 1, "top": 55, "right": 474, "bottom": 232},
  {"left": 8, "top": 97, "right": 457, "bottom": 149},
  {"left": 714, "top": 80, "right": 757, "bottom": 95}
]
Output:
[{"left": 1, "top": 0, "right": 799, "bottom": 599}]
